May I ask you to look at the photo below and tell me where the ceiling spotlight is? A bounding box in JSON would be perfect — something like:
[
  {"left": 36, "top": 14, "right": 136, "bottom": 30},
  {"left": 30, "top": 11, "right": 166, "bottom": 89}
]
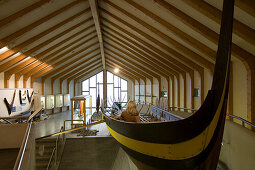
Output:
[{"left": 114, "top": 68, "right": 119, "bottom": 73}]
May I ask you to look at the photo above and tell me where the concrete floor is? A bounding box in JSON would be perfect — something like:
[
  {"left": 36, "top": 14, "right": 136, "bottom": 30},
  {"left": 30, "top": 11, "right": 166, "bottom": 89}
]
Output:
[{"left": 33, "top": 110, "right": 109, "bottom": 139}]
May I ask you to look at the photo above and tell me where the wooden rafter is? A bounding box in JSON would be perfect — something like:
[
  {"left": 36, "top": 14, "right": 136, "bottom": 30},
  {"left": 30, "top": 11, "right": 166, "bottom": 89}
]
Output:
[
  {"left": 100, "top": 3, "right": 214, "bottom": 71},
  {"left": 0, "top": 10, "right": 91, "bottom": 62},
  {"left": 0, "top": 0, "right": 85, "bottom": 49},
  {"left": 101, "top": 16, "right": 204, "bottom": 73},
  {"left": 6, "top": 26, "right": 96, "bottom": 76},
  {"left": 106, "top": 62, "right": 143, "bottom": 82},
  {"left": 236, "top": 0, "right": 255, "bottom": 17},
  {"left": 89, "top": 0, "right": 105, "bottom": 69},
  {"left": 29, "top": 45, "right": 100, "bottom": 82},
  {"left": 0, "top": 0, "right": 51, "bottom": 28},
  {"left": 106, "top": 53, "right": 154, "bottom": 80},
  {"left": 103, "top": 34, "right": 179, "bottom": 78},
  {"left": 183, "top": 0, "right": 255, "bottom": 45},
  {"left": 51, "top": 54, "right": 101, "bottom": 81},
  {"left": 0, "top": 22, "right": 94, "bottom": 73},
  {"left": 106, "top": 58, "right": 147, "bottom": 81},
  {"left": 122, "top": 0, "right": 216, "bottom": 61},
  {"left": 102, "top": 28, "right": 186, "bottom": 75}
]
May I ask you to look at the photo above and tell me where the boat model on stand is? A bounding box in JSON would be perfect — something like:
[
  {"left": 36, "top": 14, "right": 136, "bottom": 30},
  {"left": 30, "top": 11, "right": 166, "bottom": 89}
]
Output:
[{"left": 104, "top": 0, "right": 234, "bottom": 169}]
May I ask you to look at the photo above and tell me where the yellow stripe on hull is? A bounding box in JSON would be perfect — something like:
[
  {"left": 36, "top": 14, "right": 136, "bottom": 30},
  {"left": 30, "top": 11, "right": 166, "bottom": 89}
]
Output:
[{"left": 106, "top": 70, "right": 228, "bottom": 160}]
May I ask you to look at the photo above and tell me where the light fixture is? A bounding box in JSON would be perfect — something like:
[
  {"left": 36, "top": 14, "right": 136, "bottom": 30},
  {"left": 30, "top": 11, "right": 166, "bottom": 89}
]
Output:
[{"left": 114, "top": 68, "right": 119, "bottom": 73}]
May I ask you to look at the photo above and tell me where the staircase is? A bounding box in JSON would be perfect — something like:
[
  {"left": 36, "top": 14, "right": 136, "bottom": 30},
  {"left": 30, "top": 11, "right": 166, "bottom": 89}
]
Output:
[{"left": 35, "top": 138, "right": 56, "bottom": 170}]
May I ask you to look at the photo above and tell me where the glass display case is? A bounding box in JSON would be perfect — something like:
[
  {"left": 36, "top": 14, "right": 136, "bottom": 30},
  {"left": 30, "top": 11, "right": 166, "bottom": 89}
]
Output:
[
  {"left": 41, "top": 95, "right": 45, "bottom": 109},
  {"left": 55, "top": 94, "right": 63, "bottom": 108},
  {"left": 63, "top": 94, "right": 70, "bottom": 106},
  {"left": 46, "top": 95, "right": 55, "bottom": 109}
]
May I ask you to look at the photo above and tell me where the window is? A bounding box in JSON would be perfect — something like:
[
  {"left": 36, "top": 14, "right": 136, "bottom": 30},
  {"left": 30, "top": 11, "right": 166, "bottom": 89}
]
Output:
[
  {"left": 81, "top": 71, "right": 128, "bottom": 110},
  {"left": 107, "top": 71, "right": 128, "bottom": 108},
  {"left": 81, "top": 71, "right": 104, "bottom": 111}
]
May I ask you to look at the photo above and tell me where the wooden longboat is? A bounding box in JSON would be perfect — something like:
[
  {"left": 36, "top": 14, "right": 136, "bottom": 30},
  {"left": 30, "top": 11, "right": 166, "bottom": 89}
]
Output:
[{"left": 104, "top": 0, "right": 234, "bottom": 169}]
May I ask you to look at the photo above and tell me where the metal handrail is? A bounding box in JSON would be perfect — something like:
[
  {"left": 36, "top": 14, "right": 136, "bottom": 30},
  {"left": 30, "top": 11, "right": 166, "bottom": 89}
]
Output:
[
  {"left": 47, "top": 147, "right": 56, "bottom": 170},
  {"left": 139, "top": 103, "right": 255, "bottom": 129},
  {"left": 169, "top": 107, "right": 198, "bottom": 111},
  {"left": 13, "top": 106, "right": 42, "bottom": 170},
  {"left": 226, "top": 114, "right": 255, "bottom": 128},
  {"left": 46, "top": 126, "right": 65, "bottom": 170}
]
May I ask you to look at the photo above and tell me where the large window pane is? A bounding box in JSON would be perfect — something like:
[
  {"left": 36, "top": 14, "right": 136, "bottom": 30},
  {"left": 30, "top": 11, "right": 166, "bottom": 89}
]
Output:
[
  {"left": 107, "top": 72, "right": 113, "bottom": 83},
  {"left": 121, "top": 91, "right": 127, "bottom": 102},
  {"left": 114, "top": 88, "right": 120, "bottom": 101},
  {"left": 90, "top": 88, "right": 97, "bottom": 107},
  {"left": 99, "top": 84, "right": 104, "bottom": 100},
  {"left": 90, "top": 75, "right": 96, "bottom": 87},
  {"left": 121, "top": 79, "right": 127, "bottom": 91},
  {"left": 107, "top": 84, "right": 113, "bottom": 105},
  {"left": 114, "top": 75, "right": 119, "bottom": 87},
  {"left": 97, "top": 72, "right": 103, "bottom": 83},
  {"left": 82, "top": 91, "right": 89, "bottom": 95},
  {"left": 82, "top": 80, "right": 89, "bottom": 91}
]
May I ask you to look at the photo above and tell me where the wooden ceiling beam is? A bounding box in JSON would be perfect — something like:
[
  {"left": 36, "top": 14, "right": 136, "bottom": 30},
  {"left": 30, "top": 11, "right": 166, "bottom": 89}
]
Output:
[
  {"left": 6, "top": 26, "right": 96, "bottom": 75},
  {"left": 103, "top": 32, "right": 181, "bottom": 77},
  {"left": 106, "top": 65, "right": 136, "bottom": 82},
  {"left": 105, "top": 45, "right": 161, "bottom": 79},
  {"left": 104, "top": 36, "right": 177, "bottom": 78},
  {"left": 106, "top": 60, "right": 144, "bottom": 81},
  {"left": 15, "top": 32, "right": 97, "bottom": 79},
  {"left": 1, "top": 24, "right": 95, "bottom": 73},
  {"left": 102, "top": 28, "right": 186, "bottom": 76},
  {"left": 101, "top": 15, "right": 205, "bottom": 73},
  {"left": 29, "top": 46, "right": 100, "bottom": 81},
  {"left": 183, "top": 0, "right": 255, "bottom": 45},
  {"left": 60, "top": 60, "right": 101, "bottom": 83},
  {"left": 67, "top": 60, "right": 102, "bottom": 82},
  {"left": 235, "top": 0, "right": 255, "bottom": 17},
  {"left": 0, "top": 0, "right": 51, "bottom": 28},
  {"left": 0, "top": 9, "right": 91, "bottom": 62},
  {"left": 89, "top": 0, "right": 105, "bottom": 69},
  {"left": 100, "top": 4, "right": 214, "bottom": 71},
  {"left": 101, "top": 22, "right": 194, "bottom": 74},
  {"left": 20, "top": 37, "right": 98, "bottom": 80},
  {"left": 51, "top": 55, "right": 101, "bottom": 81},
  {"left": 105, "top": 52, "right": 154, "bottom": 80},
  {"left": 123, "top": 0, "right": 216, "bottom": 61},
  {"left": 0, "top": 0, "right": 85, "bottom": 49},
  {"left": 155, "top": 0, "right": 255, "bottom": 71},
  {"left": 106, "top": 57, "right": 147, "bottom": 80},
  {"left": 70, "top": 65, "right": 102, "bottom": 82}
]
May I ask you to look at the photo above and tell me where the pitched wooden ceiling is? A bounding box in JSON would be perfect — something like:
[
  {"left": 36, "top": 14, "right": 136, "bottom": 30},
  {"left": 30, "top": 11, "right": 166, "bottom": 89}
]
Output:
[{"left": 0, "top": 0, "right": 254, "bottom": 88}]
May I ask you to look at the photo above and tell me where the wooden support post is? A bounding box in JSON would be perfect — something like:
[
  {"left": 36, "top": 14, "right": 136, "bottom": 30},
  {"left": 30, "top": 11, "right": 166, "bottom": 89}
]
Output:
[
  {"left": 177, "top": 75, "right": 180, "bottom": 109},
  {"left": 183, "top": 74, "right": 187, "bottom": 108},
  {"left": 151, "top": 78, "right": 153, "bottom": 104},
  {"left": 51, "top": 79, "right": 54, "bottom": 95},
  {"left": 158, "top": 77, "right": 161, "bottom": 101},
  {"left": 15, "top": 75, "right": 19, "bottom": 88},
  {"left": 167, "top": 77, "right": 171, "bottom": 108},
  {"left": 144, "top": 79, "right": 147, "bottom": 103},
  {"left": 172, "top": 76, "right": 175, "bottom": 108},
  {"left": 103, "top": 69, "right": 107, "bottom": 105},
  {"left": 73, "top": 80, "right": 76, "bottom": 97},
  {"left": 190, "top": 71, "right": 195, "bottom": 109},
  {"left": 200, "top": 69, "right": 205, "bottom": 104},
  {"left": 71, "top": 99, "right": 74, "bottom": 128},
  {"left": 138, "top": 79, "right": 140, "bottom": 103},
  {"left": 42, "top": 79, "right": 45, "bottom": 96}
]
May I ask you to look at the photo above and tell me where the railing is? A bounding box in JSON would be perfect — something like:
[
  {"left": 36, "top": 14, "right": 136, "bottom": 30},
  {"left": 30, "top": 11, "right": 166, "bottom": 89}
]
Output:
[
  {"left": 226, "top": 114, "right": 255, "bottom": 128},
  {"left": 47, "top": 126, "right": 66, "bottom": 170},
  {"left": 169, "top": 107, "right": 198, "bottom": 112},
  {"left": 13, "top": 106, "right": 42, "bottom": 170}
]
